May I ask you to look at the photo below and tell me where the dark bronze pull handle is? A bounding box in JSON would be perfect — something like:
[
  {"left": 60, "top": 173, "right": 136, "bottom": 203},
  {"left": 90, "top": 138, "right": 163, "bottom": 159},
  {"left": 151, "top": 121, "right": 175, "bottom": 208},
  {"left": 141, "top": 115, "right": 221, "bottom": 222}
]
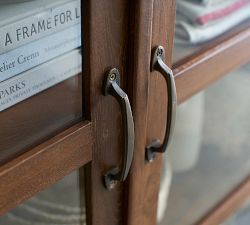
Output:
[
  {"left": 103, "top": 68, "right": 135, "bottom": 189},
  {"left": 146, "top": 46, "right": 177, "bottom": 162}
]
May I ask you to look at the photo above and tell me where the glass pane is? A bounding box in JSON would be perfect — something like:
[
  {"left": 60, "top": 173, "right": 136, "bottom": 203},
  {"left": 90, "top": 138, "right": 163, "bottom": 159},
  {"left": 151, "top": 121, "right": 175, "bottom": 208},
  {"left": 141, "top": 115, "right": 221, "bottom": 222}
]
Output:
[
  {"left": 222, "top": 197, "right": 250, "bottom": 225},
  {"left": 173, "top": 0, "right": 250, "bottom": 63},
  {"left": 0, "top": 170, "right": 86, "bottom": 225},
  {"left": 157, "top": 62, "right": 250, "bottom": 225},
  {"left": 0, "top": 0, "right": 82, "bottom": 164}
]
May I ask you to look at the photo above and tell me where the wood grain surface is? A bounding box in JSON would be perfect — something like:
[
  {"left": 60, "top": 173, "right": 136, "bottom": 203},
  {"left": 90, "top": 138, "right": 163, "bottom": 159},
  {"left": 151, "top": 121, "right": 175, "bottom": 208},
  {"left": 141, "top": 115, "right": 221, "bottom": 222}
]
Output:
[
  {"left": 126, "top": 1, "right": 176, "bottom": 225},
  {"left": 83, "top": 1, "right": 130, "bottom": 225},
  {"left": 146, "top": 1, "right": 176, "bottom": 225},
  {"left": 0, "top": 121, "right": 93, "bottom": 216},
  {"left": 125, "top": 1, "right": 154, "bottom": 225}
]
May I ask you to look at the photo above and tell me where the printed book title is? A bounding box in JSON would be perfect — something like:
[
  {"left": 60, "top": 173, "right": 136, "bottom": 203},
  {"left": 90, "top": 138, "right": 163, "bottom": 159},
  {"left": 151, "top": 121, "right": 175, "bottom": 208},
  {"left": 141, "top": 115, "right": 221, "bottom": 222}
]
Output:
[{"left": 1, "top": 7, "right": 80, "bottom": 48}]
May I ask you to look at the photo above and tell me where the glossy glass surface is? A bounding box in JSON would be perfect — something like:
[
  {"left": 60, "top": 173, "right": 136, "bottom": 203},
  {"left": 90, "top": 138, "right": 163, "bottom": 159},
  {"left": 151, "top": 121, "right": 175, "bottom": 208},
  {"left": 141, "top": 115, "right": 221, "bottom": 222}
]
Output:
[
  {"left": 0, "top": 170, "right": 86, "bottom": 225},
  {"left": 0, "top": 0, "right": 82, "bottom": 164},
  {"left": 158, "top": 62, "right": 250, "bottom": 225}
]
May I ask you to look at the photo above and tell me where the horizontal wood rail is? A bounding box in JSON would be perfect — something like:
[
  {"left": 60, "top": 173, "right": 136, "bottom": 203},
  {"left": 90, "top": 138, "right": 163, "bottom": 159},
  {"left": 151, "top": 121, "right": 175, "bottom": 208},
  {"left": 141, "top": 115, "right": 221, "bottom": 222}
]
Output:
[
  {"left": 196, "top": 175, "right": 250, "bottom": 225},
  {"left": 174, "top": 25, "right": 250, "bottom": 103},
  {"left": 0, "top": 121, "right": 93, "bottom": 215}
]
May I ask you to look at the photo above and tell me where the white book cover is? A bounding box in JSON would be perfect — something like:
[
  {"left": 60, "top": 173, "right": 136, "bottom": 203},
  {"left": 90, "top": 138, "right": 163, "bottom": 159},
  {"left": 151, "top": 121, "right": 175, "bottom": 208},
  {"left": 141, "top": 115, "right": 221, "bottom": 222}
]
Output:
[
  {"left": 0, "top": 23, "right": 81, "bottom": 83},
  {"left": 0, "top": 0, "right": 81, "bottom": 54},
  {"left": 0, "top": 48, "right": 82, "bottom": 112}
]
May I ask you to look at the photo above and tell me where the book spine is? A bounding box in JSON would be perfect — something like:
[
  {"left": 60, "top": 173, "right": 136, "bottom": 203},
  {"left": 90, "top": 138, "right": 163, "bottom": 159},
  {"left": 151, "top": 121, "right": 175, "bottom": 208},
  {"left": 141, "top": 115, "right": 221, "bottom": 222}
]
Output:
[
  {"left": 0, "top": 23, "right": 81, "bottom": 83},
  {"left": 0, "top": 49, "right": 82, "bottom": 112},
  {"left": 0, "top": 0, "right": 80, "bottom": 54},
  {"left": 201, "top": 0, "right": 228, "bottom": 6}
]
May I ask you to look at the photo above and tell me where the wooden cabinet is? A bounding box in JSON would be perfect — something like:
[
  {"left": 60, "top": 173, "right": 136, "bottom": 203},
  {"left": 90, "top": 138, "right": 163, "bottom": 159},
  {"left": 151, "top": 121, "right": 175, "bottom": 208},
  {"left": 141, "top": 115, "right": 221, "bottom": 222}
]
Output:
[
  {"left": 125, "top": 1, "right": 250, "bottom": 225},
  {"left": 0, "top": 1, "right": 130, "bottom": 224},
  {"left": 1, "top": 1, "right": 250, "bottom": 225}
]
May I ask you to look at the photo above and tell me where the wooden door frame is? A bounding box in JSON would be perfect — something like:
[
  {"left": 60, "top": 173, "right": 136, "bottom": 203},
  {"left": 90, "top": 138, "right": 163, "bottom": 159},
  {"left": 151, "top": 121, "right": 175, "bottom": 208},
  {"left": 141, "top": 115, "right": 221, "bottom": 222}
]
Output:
[
  {"left": 0, "top": 2, "right": 130, "bottom": 225},
  {"left": 126, "top": 1, "right": 176, "bottom": 225},
  {"left": 2, "top": 1, "right": 250, "bottom": 224},
  {"left": 84, "top": 1, "right": 131, "bottom": 225},
  {"left": 0, "top": 0, "right": 93, "bottom": 214},
  {"left": 126, "top": 1, "right": 250, "bottom": 225},
  {"left": 0, "top": 121, "right": 92, "bottom": 215}
]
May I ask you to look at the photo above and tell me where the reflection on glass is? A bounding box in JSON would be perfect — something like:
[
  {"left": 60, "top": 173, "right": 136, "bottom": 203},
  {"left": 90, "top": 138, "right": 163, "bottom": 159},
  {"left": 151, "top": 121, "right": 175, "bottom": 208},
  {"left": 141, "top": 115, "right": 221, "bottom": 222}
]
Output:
[
  {"left": 0, "top": 170, "right": 86, "bottom": 225},
  {"left": 0, "top": 0, "right": 82, "bottom": 164},
  {"left": 173, "top": 0, "right": 250, "bottom": 63},
  {"left": 157, "top": 62, "right": 250, "bottom": 225}
]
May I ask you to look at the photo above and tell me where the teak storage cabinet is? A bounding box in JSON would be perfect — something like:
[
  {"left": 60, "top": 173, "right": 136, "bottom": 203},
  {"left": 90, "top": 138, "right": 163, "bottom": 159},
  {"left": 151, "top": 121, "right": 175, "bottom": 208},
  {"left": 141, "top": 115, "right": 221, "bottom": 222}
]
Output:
[{"left": 1, "top": 1, "right": 250, "bottom": 225}]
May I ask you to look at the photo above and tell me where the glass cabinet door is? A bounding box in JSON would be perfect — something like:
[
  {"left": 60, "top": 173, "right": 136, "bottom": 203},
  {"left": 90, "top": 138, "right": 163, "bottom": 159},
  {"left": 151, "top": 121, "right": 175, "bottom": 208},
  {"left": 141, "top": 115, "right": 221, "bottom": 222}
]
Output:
[
  {"left": 158, "top": 62, "right": 250, "bottom": 225},
  {"left": 0, "top": 1, "right": 132, "bottom": 225},
  {"left": 0, "top": 0, "right": 82, "bottom": 164}
]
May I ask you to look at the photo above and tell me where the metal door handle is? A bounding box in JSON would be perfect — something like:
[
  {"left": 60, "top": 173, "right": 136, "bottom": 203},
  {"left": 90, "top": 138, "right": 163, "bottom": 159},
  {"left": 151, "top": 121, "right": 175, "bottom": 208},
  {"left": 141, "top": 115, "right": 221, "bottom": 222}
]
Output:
[
  {"left": 146, "top": 46, "right": 177, "bottom": 162},
  {"left": 103, "top": 68, "right": 135, "bottom": 189}
]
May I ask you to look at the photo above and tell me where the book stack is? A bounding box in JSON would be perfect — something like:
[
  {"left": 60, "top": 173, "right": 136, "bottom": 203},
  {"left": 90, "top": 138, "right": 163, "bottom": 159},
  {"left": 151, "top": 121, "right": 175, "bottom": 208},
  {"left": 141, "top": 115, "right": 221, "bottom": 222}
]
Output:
[{"left": 0, "top": 0, "right": 81, "bottom": 111}]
